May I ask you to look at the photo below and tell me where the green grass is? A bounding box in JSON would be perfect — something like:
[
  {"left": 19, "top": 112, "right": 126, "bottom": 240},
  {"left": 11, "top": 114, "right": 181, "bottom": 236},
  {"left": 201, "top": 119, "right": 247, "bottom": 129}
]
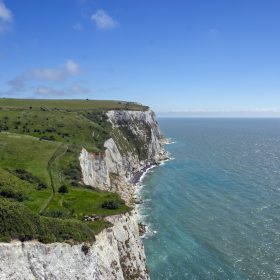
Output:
[
  {"left": 0, "top": 198, "right": 95, "bottom": 243},
  {"left": 0, "top": 132, "right": 59, "bottom": 186},
  {"left": 0, "top": 109, "right": 110, "bottom": 151},
  {"left": 45, "top": 187, "right": 129, "bottom": 219},
  {"left": 0, "top": 168, "right": 51, "bottom": 212},
  {"left": 0, "top": 98, "right": 149, "bottom": 111},
  {"left": 87, "top": 219, "right": 113, "bottom": 235},
  {"left": 0, "top": 133, "right": 61, "bottom": 212}
]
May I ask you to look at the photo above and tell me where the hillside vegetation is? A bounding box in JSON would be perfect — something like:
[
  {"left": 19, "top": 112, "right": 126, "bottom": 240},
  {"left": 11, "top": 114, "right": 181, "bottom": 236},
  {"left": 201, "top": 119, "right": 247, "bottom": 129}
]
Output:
[
  {"left": 0, "top": 98, "right": 149, "bottom": 111},
  {"left": 0, "top": 99, "right": 148, "bottom": 243}
]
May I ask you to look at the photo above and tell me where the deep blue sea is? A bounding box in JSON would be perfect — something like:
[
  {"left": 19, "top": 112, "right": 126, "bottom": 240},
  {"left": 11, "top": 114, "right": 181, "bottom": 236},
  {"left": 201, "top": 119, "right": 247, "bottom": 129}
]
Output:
[{"left": 139, "top": 118, "right": 280, "bottom": 280}]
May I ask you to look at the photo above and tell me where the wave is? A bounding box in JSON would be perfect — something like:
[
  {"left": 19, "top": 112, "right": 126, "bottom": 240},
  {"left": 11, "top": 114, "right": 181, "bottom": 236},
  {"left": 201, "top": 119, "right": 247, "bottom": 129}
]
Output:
[
  {"left": 140, "top": 223, "right": 158, "bottom": 239},
  {"left": 164, "top": 138, "right": 176, "bottom": 145},
  {"left": 138, "top": 165, "right": 157, "bottom": 183},
  {"left": 161, "top": 157, "right": 175, "bottom": 164},
  {"left": 135, "top": 157, "right": 174, "bottom": 240}
]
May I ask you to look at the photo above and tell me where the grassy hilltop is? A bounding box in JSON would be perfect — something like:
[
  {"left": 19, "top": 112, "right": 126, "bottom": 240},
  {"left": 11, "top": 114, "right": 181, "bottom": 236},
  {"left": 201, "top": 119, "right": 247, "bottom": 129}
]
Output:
[
  {"left": 0, "top": 98, "right": 149, "bottom": 110},
  {"left": 0, "top": 99, "right": 148, "bottom": 243}
]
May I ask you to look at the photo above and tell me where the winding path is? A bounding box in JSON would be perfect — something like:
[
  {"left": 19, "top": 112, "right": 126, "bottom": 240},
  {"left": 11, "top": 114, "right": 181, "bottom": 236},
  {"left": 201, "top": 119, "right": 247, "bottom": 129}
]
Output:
[{"left": 39, "top": 143, "right": 68, "bottom": 213}]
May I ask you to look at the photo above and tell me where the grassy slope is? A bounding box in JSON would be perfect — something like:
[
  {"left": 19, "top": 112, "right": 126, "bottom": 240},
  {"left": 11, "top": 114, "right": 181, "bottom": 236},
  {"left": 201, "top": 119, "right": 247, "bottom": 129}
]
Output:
[
  {"left": 0, "top": 108, "right": 109, "bottom": 151},
  {"left": 0, "top": 98, "right": 149, "bottom": 111},
  {"left": 0, "top": 133, "right": 57, "bottom": 212},
  {"left": 0, "top": 99, "right": 144, "bottom": 243},
  {"left": 0, "top": 132, "right": 59, "bottom": 184}
]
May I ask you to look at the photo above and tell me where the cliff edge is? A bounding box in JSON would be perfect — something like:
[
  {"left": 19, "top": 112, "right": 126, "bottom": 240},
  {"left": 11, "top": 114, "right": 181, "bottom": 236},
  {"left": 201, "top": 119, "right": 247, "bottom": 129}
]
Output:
[{"left": 0, "top": 108, "right": 167, "bottom": 280}]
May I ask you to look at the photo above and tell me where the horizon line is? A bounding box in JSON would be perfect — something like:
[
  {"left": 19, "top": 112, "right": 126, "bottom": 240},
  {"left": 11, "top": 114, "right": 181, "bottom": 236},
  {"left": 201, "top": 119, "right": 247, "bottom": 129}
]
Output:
[{"left": 156, "top": 111, "right": 280, "bottom": 118}]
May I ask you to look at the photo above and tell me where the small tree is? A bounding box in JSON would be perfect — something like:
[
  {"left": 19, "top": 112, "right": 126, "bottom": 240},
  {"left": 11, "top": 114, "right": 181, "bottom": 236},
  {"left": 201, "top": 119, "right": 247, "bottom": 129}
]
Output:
[
  {"left": 58, "top": 185, "right": 68, "bottom": 194},
  {"left": 101, "top": 200, "right": 119, "bottom": 210},
  {"left": 37, "top": 181, "right": 48, "bottom": 190}
]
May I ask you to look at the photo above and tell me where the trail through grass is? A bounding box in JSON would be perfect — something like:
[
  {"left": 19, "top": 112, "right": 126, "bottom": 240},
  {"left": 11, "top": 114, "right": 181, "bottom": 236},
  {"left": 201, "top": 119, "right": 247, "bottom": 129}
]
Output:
[{"left": 40, "top": 143, "right": 68, "bottom": 213}]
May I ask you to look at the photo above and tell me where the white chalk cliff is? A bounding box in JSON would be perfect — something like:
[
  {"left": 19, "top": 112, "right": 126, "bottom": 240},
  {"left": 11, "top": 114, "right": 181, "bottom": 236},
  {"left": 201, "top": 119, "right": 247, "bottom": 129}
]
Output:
[
  {"left": 0, "top": 110, "right": 167, "bottom": 280},
  {"left": 80, "top": 110, "right": 167, "bottom": 194}
]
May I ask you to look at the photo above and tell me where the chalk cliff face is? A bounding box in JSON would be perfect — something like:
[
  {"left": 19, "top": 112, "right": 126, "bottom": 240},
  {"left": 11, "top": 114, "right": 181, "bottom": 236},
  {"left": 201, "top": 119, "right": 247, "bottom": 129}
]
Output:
[
  {"left": 80, "top": 110, "right": 168, "bottom": 196},
  {"left": 0, "top": 212, "right": 148, "bottom": 280},
  {"left": 0, "top": 109, "right": 166, "bottom": 280},
  {"left": 77, "top": 110, "right": 167, "bottom": 280}
]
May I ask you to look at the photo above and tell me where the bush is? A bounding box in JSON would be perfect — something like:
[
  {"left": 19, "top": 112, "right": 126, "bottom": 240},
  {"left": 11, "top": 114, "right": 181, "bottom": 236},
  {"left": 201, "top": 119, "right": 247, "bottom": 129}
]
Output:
[
  {"left": 37, "top": 181, "right": 48, "bottom": 190},
  {"left": 63, "top": 163, "right": 81, "bottom": 181},
  {"left": 13, "top": 168, "right": 48, "bottom": 190},
  {"left": 46, "top": 127, "right": 57, "bottom": 133},
  {"left": 14, "top": 168, "right": 38, "bottom": 182},
  {"left": 39, "top": 135, "right": 55, "bottom": 141},
  {"left": 0, "top": 124, "right": 8, "bottom": 131},
  {"left": 70, "top": 181, "right": 79, "bottom": 187},
  {"left": 0, "top": 187, "right": 26, "bottom": 201},
  {"left": 42, "top": 210, "right": 65, "bottom": 218},
  {"left": 0, "top": 198, "right": 95, "bottom": 243},
  {"left": 101, "top": 200, "right": 119, "bottom": 210},
  {"left": 58, "top": 185, "right": 68, "bottom": 194}
]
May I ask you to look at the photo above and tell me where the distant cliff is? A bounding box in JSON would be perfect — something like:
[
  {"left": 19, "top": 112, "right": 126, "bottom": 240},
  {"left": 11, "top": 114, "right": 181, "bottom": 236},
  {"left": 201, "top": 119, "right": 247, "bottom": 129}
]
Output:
[{"left": 0, "top": 109, "right": 167, "bottom": 280}]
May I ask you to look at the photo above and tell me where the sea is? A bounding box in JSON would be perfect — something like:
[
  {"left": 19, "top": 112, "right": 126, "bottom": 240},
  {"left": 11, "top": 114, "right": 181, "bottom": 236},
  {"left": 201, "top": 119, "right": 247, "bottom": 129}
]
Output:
[{"left": 138, "top": 118, "right": 280, "bottom": 280}]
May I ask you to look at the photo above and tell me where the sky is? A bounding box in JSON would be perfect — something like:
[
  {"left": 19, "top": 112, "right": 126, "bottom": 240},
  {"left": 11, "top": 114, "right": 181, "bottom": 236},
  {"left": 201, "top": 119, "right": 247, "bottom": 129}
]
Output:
[{"left": 0, "top": 0, "right": 280, "bottom": 115}]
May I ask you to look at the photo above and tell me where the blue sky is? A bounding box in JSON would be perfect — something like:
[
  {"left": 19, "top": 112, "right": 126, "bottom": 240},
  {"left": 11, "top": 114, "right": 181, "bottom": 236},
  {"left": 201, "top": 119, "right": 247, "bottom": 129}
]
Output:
[{"left": 0, "top": 0, "right": 280, "bottom": 115}]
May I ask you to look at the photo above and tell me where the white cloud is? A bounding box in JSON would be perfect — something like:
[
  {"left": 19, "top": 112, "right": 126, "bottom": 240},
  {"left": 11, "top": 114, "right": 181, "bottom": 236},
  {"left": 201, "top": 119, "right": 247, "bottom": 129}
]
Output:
[
  {"left": 1, "top": 60, "right": 83, "bottom": 96},
  {"left": 0, "top": 75, "right": 27, "bottom": 96},
  {"left": 35, "top": 84, "right": 91, "bottom": 97},
  {"left": 7, "top": 76, "right": 26, "bottom": 90},
  {"left": 0, "top": 1, "right": 13, "bottom": 23},
  {"left": 33, "top": 60, "right": 80, "bottom": 81},
  {"left": 33, "top": 68, "right": 65, "bottom": 81},
  {"left": 65, "top": 59, "right": 80, "bottom": 75},
  {"left": 0, "top": 1, "right": 13, "bottom": 34},
  {"left": 36, "top": 86, "right": 54, "bottom": 96},
  {"left": 91, "top": 10, "right": 118, "bottom": 30}
]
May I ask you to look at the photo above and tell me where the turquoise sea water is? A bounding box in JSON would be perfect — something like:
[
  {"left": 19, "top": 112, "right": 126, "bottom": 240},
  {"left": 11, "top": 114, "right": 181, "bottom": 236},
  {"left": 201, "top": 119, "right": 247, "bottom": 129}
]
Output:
[{"left": 139, "top": 118, "right": 280, "bottom": 280}]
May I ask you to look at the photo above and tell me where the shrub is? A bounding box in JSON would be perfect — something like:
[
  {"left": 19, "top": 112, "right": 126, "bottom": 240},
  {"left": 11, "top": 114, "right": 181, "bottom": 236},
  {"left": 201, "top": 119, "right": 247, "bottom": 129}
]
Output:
[
  {"left": 46, "top": 127, "right": 57, "bottom": 133},
  {"left": 0, "top": 198, "right": 95, "bottom": 243},
  {"left": 101, "top": 200, "right": 119, "bottom": 210},
  {"left": 63, "top": 164, "right": 81, "bottom": 181},
  {"left": 58, "top": 185, "right": 68, "bottom": 194},
  {"left": 70, "top": 181, "right": 79, "bottom": 187},
  {"left": 42, "top": 210, "right": 65, "bottom": 218},
  {"left": 13, "top": 169, "right": 47, "bottom": 190},
  {"left": 37, "top": 181, "right": 48, "bottom": 190},
  {"left": 39, "top": 135, "right": 55, "bottom": 141},
  {"left": 0, "top": 187, "right": 26, "bottom": 201},
  {"left": 0, "top": 124, "right": 8, "bottom": 131}
]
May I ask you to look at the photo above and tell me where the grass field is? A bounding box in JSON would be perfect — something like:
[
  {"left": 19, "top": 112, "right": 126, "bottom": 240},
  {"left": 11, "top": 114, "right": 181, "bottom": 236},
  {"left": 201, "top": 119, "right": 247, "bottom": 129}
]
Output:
[
  {"left": 0, "top": 108, "right": 110, "bottom": 151},
  {"left": 46, "top": 187, "right": 128, "bottom": 218},
  {"left": 0, "top": 98, "right": 149, "bottom": 111},
  {"left": 0, "top": 99, "right": 139, "bottom": 243},
  {"left": 0, "top": 132, "right": 59, "bottom": 184}
]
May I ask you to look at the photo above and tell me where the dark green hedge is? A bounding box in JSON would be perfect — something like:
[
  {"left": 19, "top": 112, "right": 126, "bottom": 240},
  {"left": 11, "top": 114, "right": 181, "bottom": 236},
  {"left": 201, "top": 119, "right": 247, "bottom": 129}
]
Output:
[{"left": 0, "top": 198, "right": 95, "bottom": 243}]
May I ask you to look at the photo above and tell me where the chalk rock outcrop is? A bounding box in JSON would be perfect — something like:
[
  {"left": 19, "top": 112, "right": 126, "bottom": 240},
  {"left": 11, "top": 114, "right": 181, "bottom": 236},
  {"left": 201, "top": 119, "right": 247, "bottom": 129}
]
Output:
[
  {"left": 0, "top": 212, "right": 148, "bottom": 280},
  {"left": 79, "top": 110, "right": 168, "bottom": 195}
]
